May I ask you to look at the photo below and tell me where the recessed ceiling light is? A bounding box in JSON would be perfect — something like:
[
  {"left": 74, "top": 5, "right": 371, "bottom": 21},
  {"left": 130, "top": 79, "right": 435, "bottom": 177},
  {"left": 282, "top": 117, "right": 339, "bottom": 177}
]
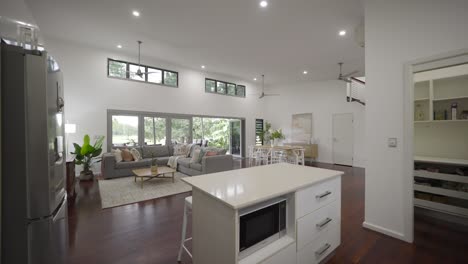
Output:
[
  {"left": 259, "top": 1, "right": 268, "bottom": 8},
  {"left": 201, "top": 65, "right": 205, "bottom": 69},
  {"left": 117, "top": 44, "right": 122, "bottom": 49},
  {"left": 132, "top": 10, "right": 140, "bottom": 17},
  {"left": 339, "top": 30, "right": 346, "bottom": 36},
  {"left": 303, "top": 71, "right": 308, "bottom": 75},
  {"left": 254, "top": 78, "right": 257, "bottom": 81}
]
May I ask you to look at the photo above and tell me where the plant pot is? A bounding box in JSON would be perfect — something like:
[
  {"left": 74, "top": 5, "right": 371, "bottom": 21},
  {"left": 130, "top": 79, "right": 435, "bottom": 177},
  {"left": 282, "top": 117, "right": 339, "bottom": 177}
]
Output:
[
  {"left": 79, "top": 170, "right": 94, "bottom": 181},
  {"left": 272, "top": 138, "right": 280, "bottom": 146}
]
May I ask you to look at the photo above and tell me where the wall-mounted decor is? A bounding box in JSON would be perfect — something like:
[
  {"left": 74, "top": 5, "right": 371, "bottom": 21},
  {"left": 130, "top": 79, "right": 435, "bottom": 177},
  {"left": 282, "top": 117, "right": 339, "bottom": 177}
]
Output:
[{"left": 291, "top": 113, "right": 312, "bottom": 143}]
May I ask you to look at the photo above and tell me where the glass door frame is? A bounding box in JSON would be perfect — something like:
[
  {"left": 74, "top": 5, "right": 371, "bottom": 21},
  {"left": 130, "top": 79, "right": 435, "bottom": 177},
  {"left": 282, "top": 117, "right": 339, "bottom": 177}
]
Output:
[{"left": 107, "top": 109, "right": 245, "bottom": 157}]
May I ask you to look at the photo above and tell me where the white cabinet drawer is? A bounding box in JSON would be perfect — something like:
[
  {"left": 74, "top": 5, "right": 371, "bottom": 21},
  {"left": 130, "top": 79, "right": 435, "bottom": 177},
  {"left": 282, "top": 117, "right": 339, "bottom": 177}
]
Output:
[
  {"left": 259, "top": 242, "right": 296, "bottom": 264},
  {"left": 296, "top": 177, "right": 340, "bottom": 218},
  {"left": 297, "top": 224, "right": 340, "bottom": 264},
  {"left": 296, "top": 200, "right": 340, "bottom": 251}
]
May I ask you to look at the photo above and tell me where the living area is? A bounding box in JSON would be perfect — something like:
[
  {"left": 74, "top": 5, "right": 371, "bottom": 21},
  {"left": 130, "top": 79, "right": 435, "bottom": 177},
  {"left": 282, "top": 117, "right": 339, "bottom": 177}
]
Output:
[{"left": 2, "top": 0, "right": 468, "bottom": 264}]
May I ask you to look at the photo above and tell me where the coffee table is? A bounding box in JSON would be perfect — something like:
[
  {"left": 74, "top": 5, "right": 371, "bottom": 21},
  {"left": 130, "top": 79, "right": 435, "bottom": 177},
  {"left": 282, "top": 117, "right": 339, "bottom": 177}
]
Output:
[{"left": 132, "top": 166, "right": 176, "bottom": 188}]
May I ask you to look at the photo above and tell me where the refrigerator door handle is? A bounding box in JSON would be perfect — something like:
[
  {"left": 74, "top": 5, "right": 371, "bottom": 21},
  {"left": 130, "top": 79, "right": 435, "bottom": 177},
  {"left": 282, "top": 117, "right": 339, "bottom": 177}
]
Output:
[{"left": 56, "top": 81, "right": 64, "bottom": 113}]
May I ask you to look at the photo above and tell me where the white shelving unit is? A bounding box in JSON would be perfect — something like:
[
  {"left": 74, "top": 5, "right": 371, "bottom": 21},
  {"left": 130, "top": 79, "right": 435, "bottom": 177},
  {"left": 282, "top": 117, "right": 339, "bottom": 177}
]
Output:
[
  {"left": 413, "top": 66, "right": 468, "bottom": 123},
  {"left": 413, "top": 64, "right": 468, "bottom": 218}
]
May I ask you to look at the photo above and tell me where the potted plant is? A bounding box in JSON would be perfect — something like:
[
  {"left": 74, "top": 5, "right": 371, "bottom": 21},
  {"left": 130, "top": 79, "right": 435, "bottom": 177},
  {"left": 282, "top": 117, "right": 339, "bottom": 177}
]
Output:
[
  {"left": 270, "top": 129, "right": 285, "bottom": 146},
  {"left": 71, "top": 134, "right": 105, "bottom": 180},
  {"left": 259, "top": 122, "right": 272, "bottom": 145}
]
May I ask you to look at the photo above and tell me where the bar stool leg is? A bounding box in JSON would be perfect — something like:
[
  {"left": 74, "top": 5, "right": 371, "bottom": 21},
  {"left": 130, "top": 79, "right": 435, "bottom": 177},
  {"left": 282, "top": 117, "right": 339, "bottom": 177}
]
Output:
[{"left": 177, "top": 203, "right": 188, "bottom": 262}]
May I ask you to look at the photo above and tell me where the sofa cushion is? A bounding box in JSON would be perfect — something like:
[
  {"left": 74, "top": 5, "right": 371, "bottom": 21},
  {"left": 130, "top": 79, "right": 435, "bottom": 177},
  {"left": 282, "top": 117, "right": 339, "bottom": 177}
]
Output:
[
  {"left": 143, "top": 145, "right": 170, "bottom": 158},
  {"left": 189, "top": 162, "right": 202, "bottom": 171},
  {"left": 121, "top": 148, "right": 134, "bottom": 162},
  {"left": 115, "top": 159, "right": 151, "bottom": 169},
  {"left": 111, "top": 149, "right": 123, "bottom": 162},
  {"left": 130, "top": 148, "right": 142, "bottom": 161},
  {"left": 154, "top": 156, "right": 170, "bottom": 166},
  {"left": 177, "top": 157, "right": 191, "bottom": 168}
]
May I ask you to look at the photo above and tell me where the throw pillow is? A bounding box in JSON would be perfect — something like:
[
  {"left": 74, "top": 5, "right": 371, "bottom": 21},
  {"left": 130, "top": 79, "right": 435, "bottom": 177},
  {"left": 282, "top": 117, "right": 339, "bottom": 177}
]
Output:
[
  {"left": 173, "top": 144, "right": 186, "bottom": 156},
  {"left": 205, "top": 151, "right": 218, "bottom": 157},
  {"left": 189, "top": 145, "right": 201, "bottom": 158},
  {"left": 190, "top": 149, "right": 201, "bottom": 163},
  {"left": 121, "top": 148, "right": 134, "bottom": 162},
  {"left": 130, "top": 148, "right": 142, "bottom": 161},
  {"left": 111, "top": 148, "right": 123, "bottom": 162}
]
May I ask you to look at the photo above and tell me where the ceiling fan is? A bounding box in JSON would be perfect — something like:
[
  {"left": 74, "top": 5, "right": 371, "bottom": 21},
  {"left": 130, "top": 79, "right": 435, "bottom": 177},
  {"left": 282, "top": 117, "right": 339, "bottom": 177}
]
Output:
[
  {"left": 251, "top": 74, "right": 280, "bottom": 99},
  {"left": 337, "top": 62, "right": 359, "bottom": 83},
  {"left": 127, "top": 40, "right": 158, "bottom": 78}
]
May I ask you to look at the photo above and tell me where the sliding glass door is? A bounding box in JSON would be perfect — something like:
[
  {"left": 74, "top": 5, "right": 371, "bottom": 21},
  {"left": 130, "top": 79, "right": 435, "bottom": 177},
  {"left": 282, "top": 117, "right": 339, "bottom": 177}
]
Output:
[
  {"left": 171, "top": 118, "right": 191, "bottom": 144},
  {"left": 230, "top": 120, "right": 241, "bottom": 156},
  {"left": 144, "top": 117, "right": 167, "bottom": 145},
  {"left": 108, "top": 110, "right": 245, "bottom": 156}
]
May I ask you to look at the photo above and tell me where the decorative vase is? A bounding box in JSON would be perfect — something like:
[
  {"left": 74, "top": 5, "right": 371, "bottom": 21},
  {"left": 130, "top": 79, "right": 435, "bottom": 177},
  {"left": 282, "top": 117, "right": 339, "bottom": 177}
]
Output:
[
  {"left": 151, "top": 157, "right": 158, "bottom": 174},
  {"left": 79, "top": 170, "right": 94, "bottom": 181}
]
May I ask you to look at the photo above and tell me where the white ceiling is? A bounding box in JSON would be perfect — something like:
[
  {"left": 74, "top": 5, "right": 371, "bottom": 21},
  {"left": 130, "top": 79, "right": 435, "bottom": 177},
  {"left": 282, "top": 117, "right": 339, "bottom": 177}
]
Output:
[{"left": 24, "top": 0, "right": 364, "bottom": 85}]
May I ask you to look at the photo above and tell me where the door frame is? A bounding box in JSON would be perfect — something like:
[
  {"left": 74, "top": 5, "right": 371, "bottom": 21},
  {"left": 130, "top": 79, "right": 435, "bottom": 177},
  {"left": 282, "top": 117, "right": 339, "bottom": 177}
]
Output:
[
  {"left": 332, "top": 113, "right": 354, "bottom": 166},
  {"left": 403, "top": 49, "right": 468, "bottom": 243}
]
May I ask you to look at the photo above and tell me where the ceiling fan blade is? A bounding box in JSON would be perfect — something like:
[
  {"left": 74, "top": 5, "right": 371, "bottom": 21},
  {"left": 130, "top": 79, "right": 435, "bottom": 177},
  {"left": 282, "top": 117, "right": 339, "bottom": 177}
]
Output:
[
  {"left": 341, "top": 70, "right": 359, "bottom": 78},
  {"left": 264, "top": 94, "right": 280, "bottom": 96}
]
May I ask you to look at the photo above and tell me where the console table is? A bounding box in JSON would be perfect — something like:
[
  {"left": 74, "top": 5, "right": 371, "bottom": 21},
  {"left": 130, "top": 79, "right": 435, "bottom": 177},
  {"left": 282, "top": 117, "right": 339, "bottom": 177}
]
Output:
[{"left": 182, "top": 163, "right": 343, "bottom": 264}]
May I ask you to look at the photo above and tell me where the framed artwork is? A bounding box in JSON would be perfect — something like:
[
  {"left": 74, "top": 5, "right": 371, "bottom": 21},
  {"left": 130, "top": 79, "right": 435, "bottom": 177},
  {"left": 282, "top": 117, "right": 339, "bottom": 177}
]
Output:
[{"left": 291, "top": 113, "right": 312, "bottom": 143}]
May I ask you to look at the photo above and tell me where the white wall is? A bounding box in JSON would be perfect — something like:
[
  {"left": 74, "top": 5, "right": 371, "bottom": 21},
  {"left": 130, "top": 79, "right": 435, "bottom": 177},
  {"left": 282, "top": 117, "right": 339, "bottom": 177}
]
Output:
[
  {"left": 364, "top": 0, "right": 468, "bottom": 242},
  {"left": 44, "top": 37, "right": 264, "bottom": 154},
  {"left": 263, "top": 80, "right": 366, "bottom": 168}
]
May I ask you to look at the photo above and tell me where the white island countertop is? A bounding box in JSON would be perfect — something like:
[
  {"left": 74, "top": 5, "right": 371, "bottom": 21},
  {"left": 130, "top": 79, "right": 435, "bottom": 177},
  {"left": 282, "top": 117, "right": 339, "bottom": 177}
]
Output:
[{"left": 182, "top": 163, "right": 343, "bottom": 209}]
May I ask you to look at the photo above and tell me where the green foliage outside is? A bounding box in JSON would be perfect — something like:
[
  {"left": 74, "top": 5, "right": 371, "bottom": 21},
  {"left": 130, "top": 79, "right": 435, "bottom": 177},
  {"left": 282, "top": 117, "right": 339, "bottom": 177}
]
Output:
[
  {"left": 164, "top": 71, "right": 178, "bottom": 87},
  {"left": 71, "top": 135, "right": 104, "bottom": 172},
  {"left": 108, "top": 60, "right": 126, "bottom": 78},
  {"left": 112, "top": 117, "right": 138, "bottom": 146},
  {"left": 193, "top": 117, "right": 236, "bottom": 150},
  {"left": 144, "top": 117, "right": 166, "bottom": 144}
]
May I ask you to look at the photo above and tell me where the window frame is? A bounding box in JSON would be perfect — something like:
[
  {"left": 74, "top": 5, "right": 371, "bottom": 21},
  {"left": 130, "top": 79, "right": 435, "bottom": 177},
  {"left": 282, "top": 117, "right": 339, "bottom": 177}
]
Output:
[
  {"left": 216, "top": 81, "right": 227, "bottom": 94},
  {"left": 107, "top": 58, "right": 179, "bottom": 88},
  {"left": 204, "top": 78, "right": 246, "bottom": 98},
  {"left": 205, "top": 78, "right": 217, "bottom": 93},
  {"left": 236, "top": 85, "right": 246, "bottom": 97}
]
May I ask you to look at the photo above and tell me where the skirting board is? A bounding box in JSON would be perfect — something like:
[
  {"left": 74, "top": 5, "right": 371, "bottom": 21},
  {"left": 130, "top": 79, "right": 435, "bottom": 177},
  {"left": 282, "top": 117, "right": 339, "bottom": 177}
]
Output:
[{"left": 362, "top": 221, "right": 412, "bottom": 243}]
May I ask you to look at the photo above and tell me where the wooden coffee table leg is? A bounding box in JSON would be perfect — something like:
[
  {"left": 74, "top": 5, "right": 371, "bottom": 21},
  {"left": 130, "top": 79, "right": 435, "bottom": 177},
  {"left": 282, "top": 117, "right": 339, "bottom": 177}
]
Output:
[
  {"left": 172, "top": 172, "right": 175, "bottom": 183},
  {"left": 141, "top": 177, "right": 144, "bottom": 188}
]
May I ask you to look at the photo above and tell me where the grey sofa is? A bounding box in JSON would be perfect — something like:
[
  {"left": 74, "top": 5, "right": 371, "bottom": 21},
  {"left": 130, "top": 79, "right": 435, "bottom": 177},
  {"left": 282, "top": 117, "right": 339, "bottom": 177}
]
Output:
[{"left": 101, "top": 145, "right": 233, "bottom": 179}]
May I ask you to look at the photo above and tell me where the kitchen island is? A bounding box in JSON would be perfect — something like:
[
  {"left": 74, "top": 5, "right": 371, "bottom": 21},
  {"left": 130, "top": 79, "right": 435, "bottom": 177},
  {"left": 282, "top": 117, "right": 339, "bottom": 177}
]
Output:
[{"left": 182, "top": 163, "right": 343, "bottom": 264}]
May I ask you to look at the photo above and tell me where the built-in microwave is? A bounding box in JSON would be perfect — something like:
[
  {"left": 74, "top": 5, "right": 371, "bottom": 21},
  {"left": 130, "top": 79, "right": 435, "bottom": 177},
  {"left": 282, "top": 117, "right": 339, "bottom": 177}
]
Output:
[{"left": 238, "top": 197, "right": 287, "bottom": 259}]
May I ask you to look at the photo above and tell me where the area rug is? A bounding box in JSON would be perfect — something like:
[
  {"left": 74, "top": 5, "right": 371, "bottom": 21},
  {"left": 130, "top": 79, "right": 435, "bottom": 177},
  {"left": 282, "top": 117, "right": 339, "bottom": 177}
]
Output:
[{"left": 98, "top": 172, "right": 192, "bottom": 209}]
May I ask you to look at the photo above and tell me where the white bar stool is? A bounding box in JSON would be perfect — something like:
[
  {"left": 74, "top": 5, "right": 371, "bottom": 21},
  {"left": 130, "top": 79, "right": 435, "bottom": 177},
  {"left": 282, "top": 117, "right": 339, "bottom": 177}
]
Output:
[{"left": 177, "top": 196, "right": 193, "bottom": 262}]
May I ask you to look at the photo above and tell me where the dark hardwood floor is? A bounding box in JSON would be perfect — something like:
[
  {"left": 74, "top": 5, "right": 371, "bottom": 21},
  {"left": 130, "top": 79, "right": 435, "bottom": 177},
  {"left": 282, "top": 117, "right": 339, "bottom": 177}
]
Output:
[{"left": 67, "top": 161, "right": 468, "bottom": 264}]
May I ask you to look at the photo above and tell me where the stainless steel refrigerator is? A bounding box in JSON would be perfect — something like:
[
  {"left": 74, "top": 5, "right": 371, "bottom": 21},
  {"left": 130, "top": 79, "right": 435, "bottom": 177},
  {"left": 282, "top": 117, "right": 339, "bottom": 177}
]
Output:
[{"left": 1, "top": 40, "right": 68, "bottom": 264}]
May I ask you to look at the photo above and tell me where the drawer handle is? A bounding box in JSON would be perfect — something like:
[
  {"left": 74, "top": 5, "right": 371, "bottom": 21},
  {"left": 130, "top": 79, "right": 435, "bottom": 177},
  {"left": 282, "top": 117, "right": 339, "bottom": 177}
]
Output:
[
  {"left": 316, "top": 191, "right": 332, "bottom": 199},
  {"left": 315, "top": 243, "right": 331, "bottom": 257},
  {"left": 316, "top": 217, "right": 332, "bottom": 228}
]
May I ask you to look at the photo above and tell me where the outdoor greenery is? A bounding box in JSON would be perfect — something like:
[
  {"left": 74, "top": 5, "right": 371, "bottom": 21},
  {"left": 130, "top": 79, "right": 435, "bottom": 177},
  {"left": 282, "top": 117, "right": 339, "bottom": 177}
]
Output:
[
  {"left": 112, "top": 116, "right": 138, "bottom": 146},
  {"left": 193, "top": 117, "right": 238, "bottom": 150},
  {"left": 107, "top": 59, "right": 178, "bottom": 87},
  {"left": 144, "top": 117, "right": 166, "bottom": 145},
  {"left": 111, "top": 114, "right": 239, "bottom": 151},
  {"left": 108, "top": 60, "right": 126, "bottom": 78},
  {"left": 71, "top": 135, "right": 104, "bottom": 173},
  {"left": 171, "top": 119, "right": 190, "bottom": 143},
  {"left": 258, "top": 121, "right": 272, "bottom": 144},
  {"left": 205, "top": 78, "right": 245, "bottom": 97},
  {"left": 164, "top": 71, "right": 178, "bottom": 87}
]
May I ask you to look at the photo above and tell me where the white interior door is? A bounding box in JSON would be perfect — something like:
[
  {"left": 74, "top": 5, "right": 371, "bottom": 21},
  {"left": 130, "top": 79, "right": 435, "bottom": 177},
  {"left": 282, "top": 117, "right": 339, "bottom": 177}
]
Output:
[{"left": 332, "top": 113, "right": 354, "bottom": 166}]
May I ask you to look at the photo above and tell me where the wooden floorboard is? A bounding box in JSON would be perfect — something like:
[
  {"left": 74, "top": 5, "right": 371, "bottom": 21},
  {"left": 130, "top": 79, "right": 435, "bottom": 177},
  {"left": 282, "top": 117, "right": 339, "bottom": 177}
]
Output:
[{"left": 67, "top": 161, "right": 468, "bottom": 264}]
